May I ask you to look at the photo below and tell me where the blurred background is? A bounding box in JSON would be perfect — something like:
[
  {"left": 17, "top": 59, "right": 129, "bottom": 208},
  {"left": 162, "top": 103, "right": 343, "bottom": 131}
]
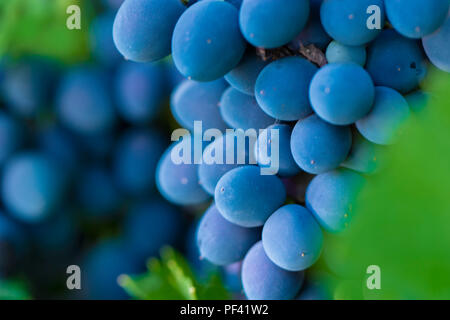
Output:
[{"left": 0, "top": 0, "right": 233, "bottom": 300}]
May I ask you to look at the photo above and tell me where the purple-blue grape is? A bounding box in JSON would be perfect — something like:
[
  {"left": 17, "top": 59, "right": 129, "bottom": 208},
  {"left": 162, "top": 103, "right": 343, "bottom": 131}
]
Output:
[
  {"left": 423, "top": 13, "right": 450, "bottom": 73},
  {"left": 320, "top": 0, "right": 385, "bottom": 46},
  {"left": 262, "top": 204, "right": 323, "bottom": 271},
  {"left": 356, "top": 86, "right": 410, "bottom": 145},
  {"left": 197, "top": 204, "right": 260, "bottom": 265},
  {"left": 224, "top": 49, "right": 269, "bottom": 96},
  {"left": 325, "top": 41, "right": 366, "bottom": 66},
  {"left": 198, "top": 132, "right": 253, "bottom": 195},
  {"left": 255, "top": 56, "right": 317, "bottom": 121},
  {"left": 309, "top": 63, "right": 374, "bottom": 125},
  {"left": 255, "top": 124, "right": 300, "bottom": 177},
  {"left": 113, "top": 129, "right": 166, "bottom": 195},
  {"left": 215, "top": 166, "right": 286, "bottom": 227},
  {"left": 56, "top": 67, "right": 116, "bottom": 135},
  {"left": 289, "top": 0, "right": 331, "bottom": 50},
  {"left": 306, "top": 168, "right": 365, "bottom": 233},
  {"left": 172, "top": 0, "right": 246, "bottom": 81},
  {"left": 366, "top": 29, "right": 427, "bottom": 93},
  {"left": 220, "top": 87, "right": 275, "bottom": 131},
  {"left": 113, "top": 0, "right": 185, "bottom": 62},
  {"left": 242, "top": 241, "right": 304, "bottom": 300},
  {"left": 290, "top": 115, "right": 352, "bottom": 174},
  {"left": 171, "top": 79, "right": 228, "bottom": 132},
  {"left": 157, "top": 137, "right": 210, "bottom": 205},
  {"left": 1, "top": 153, "right": 66, "bottom": 223},
  {"left": 239, "top": 0, "right": 310, "bottom": 49},
  {"left": 115, "top": 61, "right": 168, "bottom": 124},
  {"left": 385, "top": 0, "right": 449, "bottom": 38}
]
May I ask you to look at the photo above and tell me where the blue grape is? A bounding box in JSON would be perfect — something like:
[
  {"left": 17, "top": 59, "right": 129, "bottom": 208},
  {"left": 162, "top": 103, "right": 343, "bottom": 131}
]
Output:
[
  {"left": 124, "top": 200, "right": 183, "bottom": 262},
  {"left": 306, "top": 168, "right": 365, "bottom": 233},
  {"left": 197, "top": 204, "right": 260, "bottom": 265},
  {"left": 89, "top": 12, "right": 122, "bottom": 66},
  {"left": 289, "top": 0, "right": 331, "bottom": 50},
  {"left": 1, "top": 153, "right": 66, "bottom": 223},
  {"left": 1, "top": 57, "right": 58, "bottom": 118},
  {"left": 255, "top": 57, "right": 317, "bottom": 121},
  {"left": 255, "top": 124, "right": 300, "bottom": 177},
  {"left": 320, "top": 0, "right": 385, "bottom": 46},
  {"left": 385, "top": 0, "right": 449, "bottom": 38},
  {"left": 405, "top": 90, "right": 430, "bottom": 113},
  {"left": 220, "top": 87, "right": 274, "bottom": 130},
  {"left": 198, "top": 132, "right": 253, "bottom": 195},
  {"left": 356, "top": 86, "right": 410, "bottom": 145},
  {"left": 224, "top": 50, "right": 269, "bottom": 96},
  {"left": 0, "top": 213, "right": 25, "bottom": 276},
  {"left": 242, "top": 241, "right": 304, "bottom": 300},
  {"left": 115, "top": 61, "right": 168, "bottom": 124},
  {"left": 342, "top": 130, "right": 383, "bottom": 174},
  {"left": 157, "top": 137, "right": 210, "bottom": 205},
  {"left": 56, "top": 67, "right": 116, "bottom": 135},
  {"left": 77, "top": 166, "right": 121, "bottom": 218},
  {"left": 290, "top": 115, "right": 352, "bottom": 174},
  {"left": 309, "top": 63, "right": 374, "bottom": 125},
  {"left": 83, "top": 240, "right": 141, "bottom": 299},
  {"left": 172, "top": 0, "right": 246, "bottom": 81},
  {"left": 239, "top": 0, "right": 310, "bottom": 49},
  {"left": 114, "top": 129, "right": 166, "bottom": 195},
  {"left": 0, "top": 111, "right": 22, "bottom": 167},
  {"left": 262, "top": 204, "right": 323, "bottom": 271},
  {"left": 325, "top": 41, "right": 366, "bottom": 66},
  {"left": 366, "top": 29, "right": 427, "bottom": 93},
  {"left": 215, "top": 166, "right": 286, "bottom": 227},
  {"left": 113, "top": 0, "right": 185, "bottom": 62},
  {"left": 423, "top": 14, "right": 450, "bottom": 73},
  {"left": 171, "top": 79, "right": 228, "bottom": 132}
]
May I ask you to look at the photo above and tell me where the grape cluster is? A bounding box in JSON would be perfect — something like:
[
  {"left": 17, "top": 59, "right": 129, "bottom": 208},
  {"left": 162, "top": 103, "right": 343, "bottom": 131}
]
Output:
[{"left": 112, "top": 0, "right": 450, "bottom": 300}]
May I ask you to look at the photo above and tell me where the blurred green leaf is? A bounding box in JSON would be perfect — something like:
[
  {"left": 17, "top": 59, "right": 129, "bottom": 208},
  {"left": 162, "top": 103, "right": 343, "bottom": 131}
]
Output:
[
  {"left": 327, "top": 69, "right": 450, "bottom": 300},
  {"left": 0, "top": 0, "right": 92, "bottom": 62},
  {"left": 119, "top": 247, "right": 231, "bottom": 300},
  {"left": 0, "top": 279, "right": 31, "bottom": 300}
]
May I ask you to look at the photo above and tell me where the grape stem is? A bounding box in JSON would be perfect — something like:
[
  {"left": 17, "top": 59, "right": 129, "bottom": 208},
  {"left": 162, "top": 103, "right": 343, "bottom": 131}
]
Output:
[{"left": 256, "top": 42, "right": 327, "bottom": 67}]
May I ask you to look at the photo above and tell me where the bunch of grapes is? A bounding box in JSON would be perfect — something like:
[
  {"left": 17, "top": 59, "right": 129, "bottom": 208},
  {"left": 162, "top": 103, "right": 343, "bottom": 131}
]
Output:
[{"left": 111, "top": 0, "right": 450, "bottom": 300}]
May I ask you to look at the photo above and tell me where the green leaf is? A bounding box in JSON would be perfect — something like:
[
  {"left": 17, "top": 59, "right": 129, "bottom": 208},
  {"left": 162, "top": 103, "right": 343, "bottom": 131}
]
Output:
[
  {"left": 326, "top": 69, "right": 450, "bottom": 300},
  {"left": 0, "top": 279, "right": 31, "bottom": 300},
  {"left": 119, "top": 247, "right": 231, "bottom": 300},
  {"left": 0, "top": 0, "right": 92, "bottom": 62}
]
